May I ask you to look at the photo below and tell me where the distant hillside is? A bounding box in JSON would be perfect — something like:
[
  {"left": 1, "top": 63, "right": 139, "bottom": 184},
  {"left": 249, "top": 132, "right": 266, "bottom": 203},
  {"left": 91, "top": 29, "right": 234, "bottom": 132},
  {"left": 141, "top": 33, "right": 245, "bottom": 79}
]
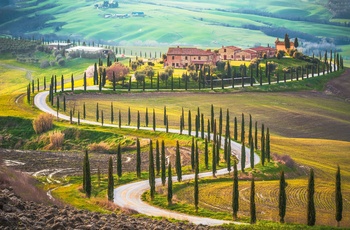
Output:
[
  {"left": 327, "top": 0, "right": 350, "bottom": 19},
  {"left": 0, "top": 0, "right": 349, "bottom": 61}
]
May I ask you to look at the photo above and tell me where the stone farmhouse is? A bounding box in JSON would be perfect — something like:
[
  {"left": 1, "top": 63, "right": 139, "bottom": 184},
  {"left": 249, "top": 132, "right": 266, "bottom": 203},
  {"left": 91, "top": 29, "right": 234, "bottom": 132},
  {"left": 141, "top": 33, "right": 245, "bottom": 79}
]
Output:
[
  {"left": 65, "top": 46, "right": 113, "bottom": 56},
  {"left": 165, "top": 46, "right": 219, "bottom": 68},
  {"left": 219, "top": 45, "right": 276, "bottom": 61},
  {"left": 275, "top": 38, "right": 294, "bottom": 52}
]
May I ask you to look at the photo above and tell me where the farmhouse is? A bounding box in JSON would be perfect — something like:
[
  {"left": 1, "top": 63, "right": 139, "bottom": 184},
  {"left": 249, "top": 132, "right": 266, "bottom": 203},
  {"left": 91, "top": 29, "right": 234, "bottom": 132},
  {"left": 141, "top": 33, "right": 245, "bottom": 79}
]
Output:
[
  {"left": 46, "top": 42, "right": 71, "bottom": 50},
  {"left": 248, "top": 46, "right": 276, "bottom": 58},
  {"left": 65, "top": 46, "right": 112, "bottom": 55},
  {"left": 275, "top": 38, "right": 295, "bottom": 52},
  {"left": 234, "top": 49, "right": 258, "bottom": 61},
  {"left": 165, "top": 46, "right": 219, "bottom": 68},
  {"left": 218, "top": 46, "right": 241, "bottom": 60}
]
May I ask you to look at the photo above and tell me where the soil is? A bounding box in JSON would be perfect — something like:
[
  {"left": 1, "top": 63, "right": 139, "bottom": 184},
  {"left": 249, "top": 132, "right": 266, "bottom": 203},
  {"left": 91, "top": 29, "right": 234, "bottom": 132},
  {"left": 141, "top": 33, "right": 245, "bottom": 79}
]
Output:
[{"left": 325, "top": 68, "right": 350, "bottom": 100}]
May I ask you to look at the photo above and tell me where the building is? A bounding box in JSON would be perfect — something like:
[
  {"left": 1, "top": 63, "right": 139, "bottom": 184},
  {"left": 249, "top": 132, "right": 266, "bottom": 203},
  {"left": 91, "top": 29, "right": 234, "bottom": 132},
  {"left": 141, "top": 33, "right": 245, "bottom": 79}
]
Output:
[
  {"left": 248, "top": 46, "right": 276, "bottom": 59},
  {"left": 275, "top": 38, "right": 295, "bottom": 53},
  {"left": 218, "top": 46, "right": 241, "bottom": 60},
  {"left": 65, "top": 46, "right": 112, "bottom": 56},
  {"left": 166, "top": 46, "right": 219, "bottom": 68},
  {"left": 46, "top": 42, "right": 71, "bottom": 50},
  {"left": 234, "top": 49, "right": 258, "bottom": 61}
]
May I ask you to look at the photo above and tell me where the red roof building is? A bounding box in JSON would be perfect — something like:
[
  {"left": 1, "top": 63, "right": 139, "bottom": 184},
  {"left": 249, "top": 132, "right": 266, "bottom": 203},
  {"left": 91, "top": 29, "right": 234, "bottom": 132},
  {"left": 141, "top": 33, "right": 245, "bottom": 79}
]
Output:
[
  {"left": 218, "top": 46, "right": 242, "bottom": 60},
  {"left": 166, "top": 46, "right": 219, "bottom": 68}
]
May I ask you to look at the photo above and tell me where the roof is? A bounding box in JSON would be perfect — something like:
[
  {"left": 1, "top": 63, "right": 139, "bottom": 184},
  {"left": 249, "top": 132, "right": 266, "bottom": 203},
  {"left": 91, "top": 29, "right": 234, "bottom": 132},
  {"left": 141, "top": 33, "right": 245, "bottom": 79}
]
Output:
[
  {"left": 236, "top": 49, "right": 257, "bottom": 54},
  {"left": 249, "top": 46, "right": 275, "bottom": 52},
  {"left": 167, "top": 47, "right": 216, "bottom": 56},
  {"left": 221, "top": 46, "right": 241, "bottom": 51}
]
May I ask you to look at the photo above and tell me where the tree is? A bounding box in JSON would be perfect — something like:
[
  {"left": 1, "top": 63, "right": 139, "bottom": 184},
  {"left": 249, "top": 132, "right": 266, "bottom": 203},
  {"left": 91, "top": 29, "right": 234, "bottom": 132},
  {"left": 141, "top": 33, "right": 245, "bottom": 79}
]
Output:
[
  {"left": 241, "top": 142, "right": 246, "bottom": 172},
  {"left": 108, "top": 156, "right": 114, "bottom": 201},
  {"left": 128, "top": 107, "right": 131, "bottom": 126},
  {"left": 279, "top": 171, "right": 287, "bottom": 223},
  {"left": 106, "top": 62, "right": 129, "bottom": 82},
  {"left": 167, "top": 162, "right": 173, "bottom": 206},
  {"left": 71, "top": 74, "right": 74, "bottom": 92},
  {"left": 294, "top": 37, "right": 299, "bottom": 49},
  {"left": 284, "top": 34, "right": 290, "bottom": 50},
  {"left": 153, "top": 109, "right": 156, "bottom": 131},
  {"left": 149, "top": 140, "right": 156, "bottom": 200},
  {"left": 250, "top": 138, "right": 254, "bottom": 169},
  {"left": 163, "top": 106, "right": 167, "bottom": 126},
  {"left": 248, "top": 114, "right": 252, "bottom": 145},
  {"left": 254, "top": 121, "right": 258, "bottom": 150},
  {"left": 307, "top": 168, "right": 316, "bottom": 226},
  {"left": 234, "top": 117, "right": 238, "bottom": 141},
  {"left": 84, "top": 72, "right": 87, "bottom": 91},
  {"left": 161, "top": 140, "right": 166, "bottom": 186},
  {"left": 266, "top": 128, "right": 270, "bottom": 162},
  {"left": 194, "top": 141, "right": 199, "bottom": 212},
  {"left": 156, "top": 140, "right": 160, "bottom": 176},
  {"left": 241, "top": 113, "right": 245, "bottom": 143},
  {"left": 212, "top": 142, "right": 216, "bottom": 177},
  {"left": 204, "top": 139, "right": 209, "bottom": 169},
  {"left": 250, "top": 177, "right": 256, "bottom": 224},
  {"left": 227, "top": 138, "right": 232, "bottom": 173},
  {"left": 191, "top": 137, "right": 195, "bottom": 170},
  {"left": 111, "top": 102, "right": 114, "bottom": 124},
  {"left": 232, "top": 160, "right": 239, "bottom": 220},
  {"left": 175, "top": 140, "right": 182, "bottom": 182},
  {"left": 145, "top": 108, "right": 149, "bottom": 127},
  {"left": 136, "top": 138, "right": 141, "bottom": 178},
  {"left": 96, "top": 103, "right": 99, "bottom": 122},
  {"left": 137, "top": 110, "right": 140, "bottom": 129},
  {"left": 84, "top": 150, "right": 91, "bottom": 198},
  {"left": 93, "top": 63, "right": 98, "bottom": 85},
  {"left": 117, "top": 143, "right": 122, "bottom": 179},
  {"left": 335, "top": 165, "right": 343, "bottom": 227},
  {"left": 261, "top": 124, "right": 265, "bottom": 166},
  {"left": 188, "top": 110, "right": 192, "bottom": 136},
  {"left": 211, "top": 104, "right": 214, "bottom": 133}
]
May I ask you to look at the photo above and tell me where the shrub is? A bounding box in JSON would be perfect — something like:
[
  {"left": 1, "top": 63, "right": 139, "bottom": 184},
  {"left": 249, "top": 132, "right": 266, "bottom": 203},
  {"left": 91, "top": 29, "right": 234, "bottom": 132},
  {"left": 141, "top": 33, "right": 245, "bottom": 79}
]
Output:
[
  {"left": 58, "top": 59, "right": 65, "bottom": 66},
  {"left": 50, "top": 61, "right": 56, "bottom": 67},
  {"left": 272, "top": 153, "right": 296, "bottom": 169},
  {"left": 32, "top": 113, "right": 54, "bottom": 134},
  {"left": 40, "top": 60, "right": 50, "bottom": 69},
  {"left": 88, "top": 142, "right": 110, "bottom": 152},
  {"left": 49, "top": 131, "right": 65, "bottom": 149}
]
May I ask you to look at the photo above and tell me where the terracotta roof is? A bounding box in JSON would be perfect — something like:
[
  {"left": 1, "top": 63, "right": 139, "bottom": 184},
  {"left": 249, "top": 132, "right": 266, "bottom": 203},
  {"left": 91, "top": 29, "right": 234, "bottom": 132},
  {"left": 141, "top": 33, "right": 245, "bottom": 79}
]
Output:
[
  {"left": 167, "top": 47, "right": 215, "bottom": 56},
  {"left": 236, "top": 49, "right": 257, "bottom": 54},
  {"left": 249, "top": 46, "right": 275, "bottom": 52},
  {"left": 221, "top": 46, "right": 241, "bottom": 50}
]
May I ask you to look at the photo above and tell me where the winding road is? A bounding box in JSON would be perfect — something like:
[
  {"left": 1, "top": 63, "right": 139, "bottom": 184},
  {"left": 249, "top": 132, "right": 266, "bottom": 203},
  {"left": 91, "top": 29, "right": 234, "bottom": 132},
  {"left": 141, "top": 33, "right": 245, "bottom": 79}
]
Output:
[{"left": 34, "top": 87, "right": 259, "bottom": 226}]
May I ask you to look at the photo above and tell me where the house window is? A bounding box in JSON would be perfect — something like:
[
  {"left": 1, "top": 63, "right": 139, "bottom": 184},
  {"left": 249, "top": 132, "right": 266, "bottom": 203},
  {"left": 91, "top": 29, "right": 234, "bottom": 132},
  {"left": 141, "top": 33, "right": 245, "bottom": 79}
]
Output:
[
  {"left": 176, "top": 63, "right": 179, "bottom": 67},
  {"left": 198, "top": 56, "right": 201, "bottom": 60},
  {"left": 185, "top": 56, "right": 188, "bottom": 60},
  {"left": 224, "top": 49, "right": 226, "bottom": 52},
  {"left": 172, "top": 56, "right": 174, "bottom": 60},
  {"left": 172, "top": 63, "right": 175, "bottom": 67}
]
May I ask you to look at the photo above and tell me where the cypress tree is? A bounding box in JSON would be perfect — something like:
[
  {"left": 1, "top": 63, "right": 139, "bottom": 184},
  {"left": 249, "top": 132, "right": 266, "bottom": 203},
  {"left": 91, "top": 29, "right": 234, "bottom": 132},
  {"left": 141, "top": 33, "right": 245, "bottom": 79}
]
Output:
[
  {"left": 44, "top": 76, "right": 46, "bottom": 90},
  {"left": 254, "top": 121, "right": 258, "bottom": 150},
  {"left": 241, "top": 113, "right": 245, "bottom": 144},
  {"left": 191, "top": 137, "right": 195, "bottom": 170},
  {"left": 61, "top": 75, "right": 64, "bottom": 92},
  {"left": 307, "top": 168, "right": 316, "bottom": 226},
  {"left": 166, "top": 115, "right": 169, "bottom": 133},
  {"left": 70, "top": 110, "right": 73, "bottom": 124},
  {"left": 163, "top": 106, "right": 167, "bottom": 126},
  {"left": 96, "top": 103, "right": 99, "bottom": 122},
  {"left": 27, "top": 84, "right": 31, "bottom": 103},
  {"left": 111, "top": 102, "right": 114, "bottom": 124},
  {"left": 97, "top": 166, "right": 101, "bottom": 188},
  {"left": 84, "top": 150, "right": 91, "bottom": 198},
  {"left": 156, "top": 140, "right": 160, "bottom": 176},
  {"left": 128, "top": 77, "right": 131, "bottom": 92},
  {"left": 227, "top": 138, "right": 231, "bottom": 173},
  {"left": 32, "top": 79, "right": 34, "bottom": 93},
  {"left": 180, "top": 115, "right": 183, "bottom": 135},
  {"left": 149, "top": 140, "right": 156, "bottom": 200},
  {"left": 153, "top": 109, "right": 156, "bottom": 131},
  {"left": 248, "top": 114, "right": 252, "bottom": 145},
  {"left": 335, "top": 165, "right": 343, "bottom": 227},
  {"left": 82, "top": 102, "right": 85, "bottom": 119},
  {"left": 78, "top": 111, "right": 80, "bottom": 125},
  {"left": 261, "top": 124, "right": 265, "bottom": 166},
  {"left": 250, "top": 137, "right": 254, "bottom": 169},
  {"left": 145, "top": 107, "right": 149, "bottom": 127},
  {"left": 107, "top": 156, "right": 114, "bottom": 201},
  {"left": 136, "top": 138, "right": 141, "bottom": 178},
  {"left": 266, "top": 128, "right": 270, "bottom": 162},
  {"left": 117, "top": 143, "right": 122, "bottom": 179},
  {"left": 94, "top": 63, "right": 98, "bottom": 85},
  {"left": 161, "top": 140, "right": 166, "bottom": 186},
  {"left": 118, "top": 110, "right": 121, "bottom": 128},
  {"left": 56, "top": 96, "right": 59, "bottom": 118},
  {"left": 204, "top": 139, "right": 209, "bottom": 169},
  {"left": 241, "top": 142, "right": 246, "bottom": 172},
  {"left": 71, "top": 74, "right": 74, "bottom": 92},
  {"left": 195, "top": 115, "right": 199, "bottom": 137},
  {"left": 194, "top": 140, "right": 199, "bottom": 212},
  {"left": 188, "top": 110, "right": 192, "bottom": 136},
  {"left": 250, "top": 177, "right": 256, "bottom": 224},
  {"left": 175, "top": 140, "right": 182, "bottom": 182},
  {"left": 279, "top": 170, "right": 287, "bottom": 223},
  {"left": 112, "top": 72, "right": 116, "bottom": 91},
  {"left": 101, "top": 110, "right": 104, "bottom": 126},
  {"left": 137, "top": 110, "right": 140, "bottom": 129},
  {"left": 167, "top": 162, "right": 173, "bottom": 205},
  {"left": 232, "top": 160, "right": 239, "bottom": 220},
  {"left": 201, "top": 113, "right": 205, "bottom": 139},
  {"left": 212, "top": 141, "right": 216, "bottom": 177},
  {"left": 128, "top": 107, "right": 131, "bottom": 126},
  {"left": 207, "top": 119, "right": 211, "bottom": 141},
  {"left": 54, "top": 75, "right": 57, "bottom": 93},
  {"left": 83, "top": 72, "right": 87, "bottom": 91},
  {"left": 234, "top": 117, "right": 238, "bottom": 141},
  {"left": 211, "top": 104, "right": 214, "bottom": 133}
]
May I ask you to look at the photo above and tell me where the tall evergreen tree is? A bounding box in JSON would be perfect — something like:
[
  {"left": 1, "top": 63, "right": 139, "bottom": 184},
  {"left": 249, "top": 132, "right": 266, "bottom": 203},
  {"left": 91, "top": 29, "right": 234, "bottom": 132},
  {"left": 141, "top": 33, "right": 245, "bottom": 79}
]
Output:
[
  {"left": 284, "top": 34, "right": 290, "bottom": 50},
  {"left": 117, "top": 143, "right": 122, "bottom": 179},
  {"left": 156, "top": 140, "right": 160, "bottom": 176},
  {"left": 149, "top": 140, "right": 156, "bottom": 200},
  {"left": 71, "top": 74, "right": 74, "bottom": 92},
  {"left": 211, "top": 104, "right": 214, "bottom": 133},
  {"left": 241, "top": 143, "right": 246, "bottom": 172},
  {"left": 128, "top": 107, "right": 131, "bottom": 126},
  {"left": 248, "top": 114, "right": 252, "bottom": 145},
  {"left": 136, "top": 138, "right": 141, "bottom": 178},
  {"left": 101, "top": 110, "right": 104, "bottom": 126},
  {"left": 336, "top": 165, "right": 343, "bottom": 227},
  {"left": 279, "top": 170, "right": 287, "bottom": 223},
  {"left": 194, "top": 140, "right": 199, "bottom": 212},
  {"left": 250, "top": 177, "right": 256, "bottom": 224},
  {"left": 96, "top": 103, "right": 99, "bottom": 122},
  {"left": 241, "top": 113, "right": 245, "bottom": 143},
  {"left": 232, "top": 160, "right": 239, "bottom": 220},
  {"left": 227, "top": 138, "right": 232, "bottom": 173},
  {"left": 307, "top": 168, "right": 316, "bottom": 226},
  {"left": 250, "top": 138, "right": 254, "bottom": 169},
  {"left": 191, "top": 137, "right": 195, "bottom": 170},
  {"left": 84, "top": 150, "right": 91, "bottom": 198},
  {"left": 254, "top": 121, "right": 258, "bottom": 150},
  {"left": 111, "top": 102, "right": 114, "bottom": 124},
  {"left": 161, "top": 140, "right": 166, "bottom": 186},
  {"left": 266, "top": 128, "right": 270, "bottom": 162},
  {"left": 82, "top": 101, "right": 85, "bottom": 119},
  {"left": 201, "top": 113, "right": 205, "bottom": 139},
  {"left": 261, "top": 124, "right": 265, "bottom": 166},
  {"left": 118, "top": 109, "right": 121, "bottom": 128},
  {"left": 175, "top": 140, "right": 182, "bottom": 182},
  {"left": 212, "top": 141, "right": 216, "bottom": 177},
  {"left": 107, "top": 156, "right": 114, "bottom": 201},
  {"left": 61, "top": 75, "right": 64, "bottom": 92},
  {"left": 207, "top": 119, "right": 211, "bottom": 141},
  {"left": 137, "top": 110, "right": 140, "bottom": 129},
  {"left": 153, "top": 109, "right": 156, "bottom": 131},
  {"left": 145, "top": 107, "right": 149, "bottom": 127},
  {"left": 234, "top": 117, "right": 238, "bottom": 141},
  {"left": 167, "top": 162, "right": 173, "bottom": 206},
  {"left": 188, "top": 110, "right": 192, "bottom": 136},
  {"left": 204, "top": 139, "right": 209, "bottom": 169},
  {"left": 163, "top": 106, "right": 167, "bottom": 126},
  {"left": 294, "top": 37, "right": 299, "bottom": 48}
]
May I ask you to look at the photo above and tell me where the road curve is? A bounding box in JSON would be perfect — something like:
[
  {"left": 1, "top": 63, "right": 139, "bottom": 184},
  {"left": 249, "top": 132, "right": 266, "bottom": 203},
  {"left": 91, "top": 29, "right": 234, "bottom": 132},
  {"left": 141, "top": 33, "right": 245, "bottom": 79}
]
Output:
[{"left": 34, "top": 87, "right": 260, "bottom": 226}]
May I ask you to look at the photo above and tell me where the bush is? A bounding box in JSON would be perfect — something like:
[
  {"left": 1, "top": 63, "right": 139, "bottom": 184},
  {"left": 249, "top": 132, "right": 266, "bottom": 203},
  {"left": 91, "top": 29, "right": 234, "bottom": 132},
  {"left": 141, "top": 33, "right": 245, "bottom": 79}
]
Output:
[
  {"left": 49, "top": 131, "right": 64, "bottom": 149},
  {"left": 58, "top": 59, "right": 65, "bottom": 66},
  {"left": 32, "top": 113, "right": 54, "bottom": 134},
  {"left": 272, "top": 153, "right": 296, "bottom": 169},
  {"left": 40, "top": 60, "right": 50, "bottom": 69},
  {"left": 50, "top": 61, "right": 56, "bottom": 67},
  {"left": 88, "top": 142, "right": 110, "bottom": 152}
]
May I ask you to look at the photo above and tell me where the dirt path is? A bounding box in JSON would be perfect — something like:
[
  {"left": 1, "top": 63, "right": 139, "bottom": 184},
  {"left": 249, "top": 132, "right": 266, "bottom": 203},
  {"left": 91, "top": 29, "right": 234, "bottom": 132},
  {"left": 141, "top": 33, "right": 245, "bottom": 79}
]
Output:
[
  {"left": 0, "top": 63, "right": 33, "bottom": 81},
  {"left": 325, "top": 68, "right": 350, "bottom": 100}
]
